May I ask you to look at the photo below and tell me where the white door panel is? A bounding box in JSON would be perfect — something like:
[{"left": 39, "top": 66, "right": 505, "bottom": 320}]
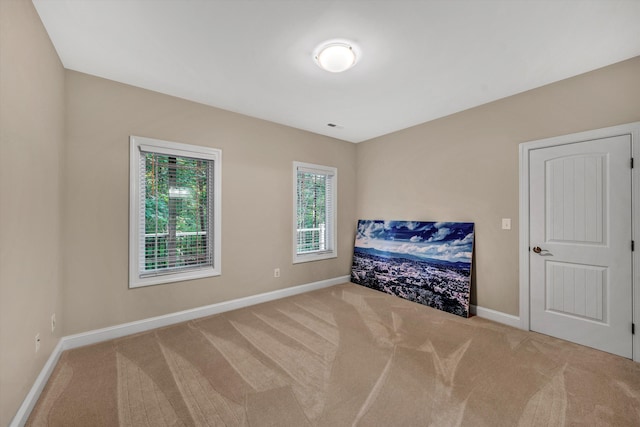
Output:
[{"left": 529, "top": 135, "right": 632, "bottom": 358}]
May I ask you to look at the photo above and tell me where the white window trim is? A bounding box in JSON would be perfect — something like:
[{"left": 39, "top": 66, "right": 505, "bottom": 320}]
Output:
[
  {"left": 293, "top": 161, "right": 337, "bottom": 264},
  {"left": 129, "top": 135, "right": 222, "bottom": 288}
]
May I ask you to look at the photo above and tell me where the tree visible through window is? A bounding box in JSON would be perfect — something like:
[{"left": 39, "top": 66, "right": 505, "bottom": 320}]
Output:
[
  {"left": 297, "top": 171, "right": 327, "bottom": 253},
  {"left": 294, "top": 162, "right": 337, "bottom": 263},
  {"left": 143, "top": 154, "right": 212, "bottom": 272},
  {"left": 130, "top": 136, "right": 221, "bottom": 288}
]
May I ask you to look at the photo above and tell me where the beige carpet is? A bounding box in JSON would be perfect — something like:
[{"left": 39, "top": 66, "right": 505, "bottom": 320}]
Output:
[{"left": 27, "top": 283, "right": 640, "bottom": 426}]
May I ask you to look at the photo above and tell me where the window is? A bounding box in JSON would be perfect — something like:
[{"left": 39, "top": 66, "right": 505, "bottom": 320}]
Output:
[
  {"left": 129, "top": 136, "right": 221, "bottom": 288},
  {"left": 293, "top": 162, "right": 337, "bottom": 263}
]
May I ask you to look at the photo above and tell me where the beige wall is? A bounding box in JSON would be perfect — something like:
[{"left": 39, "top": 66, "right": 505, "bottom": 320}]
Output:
[
  {"left": 0, "top": 0, "right": 65, "bottom": 425},
  {"left": 62, "top": 71, "right": 357, "bottom": 335},
  {"left": 356, "top": 56, "right": 640, "bottom": 316}
]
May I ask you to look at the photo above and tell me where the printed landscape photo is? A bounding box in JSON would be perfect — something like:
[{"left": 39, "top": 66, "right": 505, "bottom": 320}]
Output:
[{"left": 351, "top": 220, "right": 474, "bottom": 317}]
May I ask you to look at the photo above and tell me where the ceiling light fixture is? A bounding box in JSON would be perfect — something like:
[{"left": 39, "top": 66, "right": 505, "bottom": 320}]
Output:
[{"left": 314, "top": 42, "right": 357, "bottom": 73}]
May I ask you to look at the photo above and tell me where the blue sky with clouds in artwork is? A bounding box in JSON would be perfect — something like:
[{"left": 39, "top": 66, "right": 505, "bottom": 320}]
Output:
[{"left": 355, "top": 220, "right": 474, "bottom": 264}]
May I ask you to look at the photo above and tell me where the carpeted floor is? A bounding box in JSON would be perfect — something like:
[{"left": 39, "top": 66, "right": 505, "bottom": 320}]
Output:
[{"left": 27, "top": 283, "right": 640, "bottom": 426}]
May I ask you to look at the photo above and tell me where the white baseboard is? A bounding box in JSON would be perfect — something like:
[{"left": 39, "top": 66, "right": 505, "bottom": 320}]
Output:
[
  {"left": 9, "top": 339, "right": 65, "bottom": 427},
  {"left": 470, "top": 304, "right": 521, "bottom": 329},
  {"left": 63, "top": 275, "right": 349, "bottom": 351},
  {"left": 10, "top": 275, "right": 349, "bottom": 427}
]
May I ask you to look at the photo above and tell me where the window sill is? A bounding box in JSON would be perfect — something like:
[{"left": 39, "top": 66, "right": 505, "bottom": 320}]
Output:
[
  {"left": 129, "top": 267, "right": 220, "bottom": 288},
  {"left": 293, "top": 251, "right": 337, "bottom": 264}
]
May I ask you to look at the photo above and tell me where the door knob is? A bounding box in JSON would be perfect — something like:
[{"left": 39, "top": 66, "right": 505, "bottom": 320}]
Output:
[{"left": 532, "top": 246, "right": 543, "bottom": 253}]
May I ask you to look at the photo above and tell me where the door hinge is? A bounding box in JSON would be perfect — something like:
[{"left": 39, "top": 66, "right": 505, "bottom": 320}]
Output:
[
  {"left": 633, "top": 241, "right": 635, "bottom": 251},
  {"left": 633, "top": 323, "right": 635, "bottom": 335},
  {"left": 632, "top": 157, "right": 635, "bottom": 169}
]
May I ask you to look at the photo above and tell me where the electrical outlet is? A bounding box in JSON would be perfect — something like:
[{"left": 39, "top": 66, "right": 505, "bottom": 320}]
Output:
[
  {"left": 274, "top": 268, "right": 280, "bottom": 278},
  {"left": 35, "top": 333, "right": 40, "bottom": 353},
  {"left": 51, "top": 313, "right": 56, "bottom": 333}
]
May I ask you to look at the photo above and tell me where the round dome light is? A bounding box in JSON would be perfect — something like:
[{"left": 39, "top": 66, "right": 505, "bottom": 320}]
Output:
[{"left": 315, "top": 42, "right": 357, "bottom": 73}]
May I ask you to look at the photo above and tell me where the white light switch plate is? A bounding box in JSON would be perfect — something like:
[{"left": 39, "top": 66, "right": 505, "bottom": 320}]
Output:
[{"left": 502, "top": 218, "right": 511, "bottom": 230}]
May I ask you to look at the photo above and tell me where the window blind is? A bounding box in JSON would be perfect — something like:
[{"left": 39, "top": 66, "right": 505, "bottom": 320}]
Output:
[
  {"left": 139, "top": 151, "right": 214, "bottom": 277},
  {"left": 296, "top": 165, "right": 334, "bottom": 255}
]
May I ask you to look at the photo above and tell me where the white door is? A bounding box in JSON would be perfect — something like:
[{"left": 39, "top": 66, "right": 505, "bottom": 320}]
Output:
[{"left": 529, "top": 135, "right": 633, "bottom": 358}]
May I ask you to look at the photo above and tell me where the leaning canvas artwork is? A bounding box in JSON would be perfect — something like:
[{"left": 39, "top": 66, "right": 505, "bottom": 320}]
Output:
[{"left": 351, "top": 220, "right": 474, "bottom": 317}]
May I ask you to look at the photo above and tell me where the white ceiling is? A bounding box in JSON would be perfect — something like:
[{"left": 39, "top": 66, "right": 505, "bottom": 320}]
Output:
[{"left": 33, "top": 0, "right": 640, "bottom": 143}]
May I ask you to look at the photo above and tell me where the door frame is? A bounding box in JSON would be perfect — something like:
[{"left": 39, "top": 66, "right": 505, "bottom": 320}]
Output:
[{"left": 519, "top": 121, "right": 640, "bottom": 362}]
